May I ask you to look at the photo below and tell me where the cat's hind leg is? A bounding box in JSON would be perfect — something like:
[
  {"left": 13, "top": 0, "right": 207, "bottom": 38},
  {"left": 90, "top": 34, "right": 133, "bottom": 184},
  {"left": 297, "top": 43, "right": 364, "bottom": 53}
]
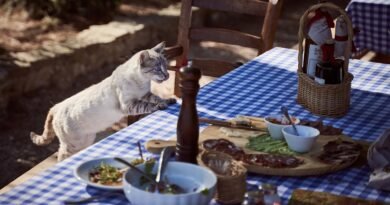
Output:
[{"left": 57, "top": 133, "right": 96, "bottom": 161}]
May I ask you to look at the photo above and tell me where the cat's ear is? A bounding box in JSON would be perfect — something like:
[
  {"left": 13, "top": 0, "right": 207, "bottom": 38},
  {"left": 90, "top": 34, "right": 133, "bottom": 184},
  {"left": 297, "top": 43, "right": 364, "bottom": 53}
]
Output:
[
  {"left": 152, "top": 41, "right": 165, "bottom": 53},
  {"left": 139, "top": 51, "right": 150, "bottom": 67}
]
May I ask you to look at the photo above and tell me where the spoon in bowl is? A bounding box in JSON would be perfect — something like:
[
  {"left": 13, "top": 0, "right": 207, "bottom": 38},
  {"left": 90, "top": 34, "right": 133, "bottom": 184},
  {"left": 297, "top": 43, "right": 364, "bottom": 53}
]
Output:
[
  {"left": 155, "top": 147, "right": 184, "bottom": 193},
  {"left": 114, "top": 157, "right": 158, "bottom": 186},
  {"left": 137, "top": 141, "right": 144, "bottom": 161},
  {"left": 281, "top": 106, "right": 300, "bottom": 136}
]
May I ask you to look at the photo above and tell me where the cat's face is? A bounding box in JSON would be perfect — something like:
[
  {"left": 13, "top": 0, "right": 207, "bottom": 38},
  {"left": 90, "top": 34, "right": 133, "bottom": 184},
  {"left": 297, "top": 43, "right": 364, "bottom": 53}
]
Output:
[{"left": 139, "top": 42, "right": 169, "bottom": 83}]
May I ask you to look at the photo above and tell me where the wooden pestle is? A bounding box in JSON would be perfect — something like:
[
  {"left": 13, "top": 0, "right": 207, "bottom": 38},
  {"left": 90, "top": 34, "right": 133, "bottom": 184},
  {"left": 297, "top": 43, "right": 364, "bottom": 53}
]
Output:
[{"left": 175, "top": 62, "right": 201, "bottom": 164}]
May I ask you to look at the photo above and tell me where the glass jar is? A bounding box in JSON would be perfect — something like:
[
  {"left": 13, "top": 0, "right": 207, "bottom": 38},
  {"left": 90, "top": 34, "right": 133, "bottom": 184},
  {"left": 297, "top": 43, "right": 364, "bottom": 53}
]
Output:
[
  {"left": 260, "top": 184, "right": 281, "bottom": 205},
  {"left": 243, "top": 190, "right": 264, "bottom": 205}
]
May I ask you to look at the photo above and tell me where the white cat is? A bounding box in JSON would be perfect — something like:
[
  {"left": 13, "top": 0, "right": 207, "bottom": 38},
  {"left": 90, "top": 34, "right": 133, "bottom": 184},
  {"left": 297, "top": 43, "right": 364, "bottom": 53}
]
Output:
[{"left": 31, "top": 42, "right": 176, "bottom": 161}]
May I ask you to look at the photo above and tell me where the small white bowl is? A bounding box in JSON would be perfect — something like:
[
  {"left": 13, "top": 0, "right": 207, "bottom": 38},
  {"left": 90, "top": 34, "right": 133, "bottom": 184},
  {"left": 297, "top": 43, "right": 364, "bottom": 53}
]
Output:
[
  {"left": 123, "top": 161, "right": 217, "bottom": 205},
  {"left": 264, "top": 114, "right": 300, "bottom": 140},
  {"left": 282, "top": 125, "right": 320, "bottom": 153}
]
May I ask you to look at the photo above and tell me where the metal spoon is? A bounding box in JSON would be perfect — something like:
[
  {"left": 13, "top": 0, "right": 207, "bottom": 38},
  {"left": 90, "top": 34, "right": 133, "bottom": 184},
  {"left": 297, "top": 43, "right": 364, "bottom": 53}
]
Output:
[
  {"left": 137, "top": 141, "right": 144, "bottom": 161},
  {"left": 114, "top": 157, "right": 158, "bottom": 186},
  {"left": 156, "top": 147, "right": 176, "bottom": 192},
  {"left": 155, "top": 147, "right": 185, "bottom": 194},
  {"left": 281, "top": 106, "right": 300, "bottom": 136}
]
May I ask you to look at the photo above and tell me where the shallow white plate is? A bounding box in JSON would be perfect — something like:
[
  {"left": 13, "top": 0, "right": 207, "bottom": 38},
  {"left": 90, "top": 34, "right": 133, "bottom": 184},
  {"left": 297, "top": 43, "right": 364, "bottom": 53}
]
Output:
[{"left": 74, "top": 157, "right": 134, "bottom": 190}]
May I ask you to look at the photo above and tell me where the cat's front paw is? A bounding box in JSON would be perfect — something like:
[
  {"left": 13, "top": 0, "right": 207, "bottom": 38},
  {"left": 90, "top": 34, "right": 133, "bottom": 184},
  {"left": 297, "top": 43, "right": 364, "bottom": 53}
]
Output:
[
  {"left": 165, "top": 98, "right": 177, "bottom": 105},
  {"left": 155, "top": 102, "right": 168, "bottom": 110}
]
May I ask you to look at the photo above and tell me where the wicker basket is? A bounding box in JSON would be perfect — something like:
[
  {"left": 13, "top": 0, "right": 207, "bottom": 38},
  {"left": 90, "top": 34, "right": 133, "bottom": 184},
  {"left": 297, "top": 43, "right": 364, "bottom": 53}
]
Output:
[
  {"left": 197, "top": 150, "right": 247, "bottom": 205},
  {"left": 297, "top": 3, "right": 354, "bottom": 117}
]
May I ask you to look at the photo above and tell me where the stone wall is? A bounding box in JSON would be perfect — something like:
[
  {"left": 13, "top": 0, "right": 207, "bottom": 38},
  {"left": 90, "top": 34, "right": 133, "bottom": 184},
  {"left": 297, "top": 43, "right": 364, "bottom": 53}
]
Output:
[{"left": 0, "top": 14, "right": 179, "bottom": 112}]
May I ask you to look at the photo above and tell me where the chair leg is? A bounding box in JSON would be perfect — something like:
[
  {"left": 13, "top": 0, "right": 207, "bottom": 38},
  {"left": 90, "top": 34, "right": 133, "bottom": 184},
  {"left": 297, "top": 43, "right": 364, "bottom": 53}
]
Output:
[{"left": 174, "top": 72, "right": 182, "bottom": 97}]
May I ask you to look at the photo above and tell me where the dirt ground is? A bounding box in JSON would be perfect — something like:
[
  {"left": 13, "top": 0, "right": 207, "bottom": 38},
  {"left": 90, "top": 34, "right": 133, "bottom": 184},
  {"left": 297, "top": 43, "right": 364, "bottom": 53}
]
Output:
[{"left": 0, "top": 0, "right": 352, "bottom": 189}]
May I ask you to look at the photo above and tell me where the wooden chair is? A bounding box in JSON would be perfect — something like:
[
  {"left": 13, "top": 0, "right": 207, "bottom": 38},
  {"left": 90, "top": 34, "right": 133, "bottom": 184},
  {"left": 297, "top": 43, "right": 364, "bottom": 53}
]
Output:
[{"left": 164, "top": 0, "right": 284, "bottom": 97}]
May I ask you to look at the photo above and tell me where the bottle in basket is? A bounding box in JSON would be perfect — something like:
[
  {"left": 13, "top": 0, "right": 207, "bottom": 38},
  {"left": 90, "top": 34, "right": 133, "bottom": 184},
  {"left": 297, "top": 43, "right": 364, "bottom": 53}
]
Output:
[
  {"left": 314, "top": 39, "right": 343, "bottom": 85},
  {"left": 303, "top": 9, "right": 334, "bottom": 77},
  {"left": 303, "top": 38, "right": 321, "bottom": 76},
  {"left": 334, "top": 16, "right": 348, "bottom": 58},
  {"left": 334, "top": 16, "right": 357, "bottom": 58}
]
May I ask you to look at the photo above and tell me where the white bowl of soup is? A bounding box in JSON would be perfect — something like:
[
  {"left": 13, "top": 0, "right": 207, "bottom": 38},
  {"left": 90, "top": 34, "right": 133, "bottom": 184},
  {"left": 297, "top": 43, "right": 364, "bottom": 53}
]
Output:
[{"left": 123, "top": 161, "right": 217, "bottom": 205}]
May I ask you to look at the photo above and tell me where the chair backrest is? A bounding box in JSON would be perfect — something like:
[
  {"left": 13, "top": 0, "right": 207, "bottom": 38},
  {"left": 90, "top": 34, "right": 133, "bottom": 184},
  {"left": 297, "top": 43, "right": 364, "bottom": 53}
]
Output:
[{"left": 175, "top": 0, "right": 283, "bottom": 74}]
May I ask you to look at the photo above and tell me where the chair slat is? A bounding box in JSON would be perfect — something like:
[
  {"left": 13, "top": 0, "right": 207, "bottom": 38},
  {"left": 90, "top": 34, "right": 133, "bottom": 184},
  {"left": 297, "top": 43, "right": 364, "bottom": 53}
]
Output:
[
  {"left": 192, "top": 0, "right": 268, "bottom": 16},
  {"left": 190, "top": 28, "right": 262, "bottom": 49},
  {"left": 192, "top": 58, "right": 236, "bottom": 77},
  {"left": 163, "top": 45, "right": 183, "bottom": 60},
  {"left": 171, "top": 0, "right": 283, "bottom": 97}
]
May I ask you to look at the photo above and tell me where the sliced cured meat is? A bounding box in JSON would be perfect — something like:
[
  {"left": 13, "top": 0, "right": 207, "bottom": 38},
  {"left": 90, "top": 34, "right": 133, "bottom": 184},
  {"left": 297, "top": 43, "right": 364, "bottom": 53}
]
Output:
[
  {"left": 318, "top": 139, "right": 362, "bottom": 164},
  {"left": 203, "top": 139, "right": 233, "bottom": 149},
  {"left": 300, "top": 120, "right": 343, "bottom": 135},
  {"left": 243, "top": 154, "right": 304, "bottom": 168},
  {"left": 202, "top": 139, "right": 245, "bottom": 160},
  {"left": 202, "top": 138, "right": 304, "bottom": 168}
]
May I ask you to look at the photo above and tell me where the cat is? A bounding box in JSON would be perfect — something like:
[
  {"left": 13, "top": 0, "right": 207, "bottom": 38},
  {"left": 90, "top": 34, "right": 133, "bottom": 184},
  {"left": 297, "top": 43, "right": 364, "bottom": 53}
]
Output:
[{"left": 30, "top": 42, "right": 176, "bottom": 161}]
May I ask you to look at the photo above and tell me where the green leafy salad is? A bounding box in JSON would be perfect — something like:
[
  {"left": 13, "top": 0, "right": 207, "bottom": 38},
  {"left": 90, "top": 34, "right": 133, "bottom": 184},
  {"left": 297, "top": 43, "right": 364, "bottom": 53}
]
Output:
[
  {"left": 89, "top": 158, "right": 155, "bottom": 186},
  {"left": 246, "top": 134, "right": 296, "bottom": 155},
  {"left": 89, "top": 162, "right": 124, "bottom": 186}
]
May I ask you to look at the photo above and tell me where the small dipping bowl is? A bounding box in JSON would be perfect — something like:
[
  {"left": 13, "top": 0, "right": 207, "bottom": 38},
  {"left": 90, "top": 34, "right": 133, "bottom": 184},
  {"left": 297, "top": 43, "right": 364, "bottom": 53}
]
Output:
[
  {"left": 264, "top": 114, "right": 300, "bottom": 140},
  {"left": 282, "top": 125, "right": 320, "bottom": 153}
]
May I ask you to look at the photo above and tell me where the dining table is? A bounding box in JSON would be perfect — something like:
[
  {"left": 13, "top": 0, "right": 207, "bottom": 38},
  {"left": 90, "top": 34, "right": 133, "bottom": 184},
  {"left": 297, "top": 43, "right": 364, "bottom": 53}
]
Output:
[
  {"left": 346, "top": 0, "right": 390, "bottom": 55},
  {"left": 1, "top": 47, "right": 390, "bottom": 204}
]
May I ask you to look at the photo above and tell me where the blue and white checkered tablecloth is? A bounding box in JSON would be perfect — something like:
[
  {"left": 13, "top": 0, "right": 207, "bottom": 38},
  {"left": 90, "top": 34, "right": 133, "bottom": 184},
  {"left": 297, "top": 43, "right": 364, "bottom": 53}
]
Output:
[
  {"left": 1, "top": 47, "right": 390, "bottom": 205},
  {"left": 347, "top": 0, "right": 390, "bottom": 54}
]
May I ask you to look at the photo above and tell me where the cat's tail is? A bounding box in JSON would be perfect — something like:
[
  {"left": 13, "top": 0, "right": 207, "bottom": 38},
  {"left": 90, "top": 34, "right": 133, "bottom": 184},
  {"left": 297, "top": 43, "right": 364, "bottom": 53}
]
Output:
[{"left": 31, "top": 109, "right": 56, "bottom": 145}]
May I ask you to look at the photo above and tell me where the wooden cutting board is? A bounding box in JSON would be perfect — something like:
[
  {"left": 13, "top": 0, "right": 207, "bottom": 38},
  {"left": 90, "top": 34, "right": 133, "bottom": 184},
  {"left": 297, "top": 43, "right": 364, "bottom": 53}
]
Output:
[
  {"left": 146, "top": 118, "right": 362, "bottom": 176},
  {"left": 199, "top": 125, "right": 358, "bottom": 176}
]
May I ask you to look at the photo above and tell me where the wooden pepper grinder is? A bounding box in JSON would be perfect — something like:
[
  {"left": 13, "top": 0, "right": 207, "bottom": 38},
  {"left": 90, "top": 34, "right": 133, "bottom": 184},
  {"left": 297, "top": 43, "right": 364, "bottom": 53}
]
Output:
[{"left": 176, "top": 61, "right": 201, "bottom": 164}]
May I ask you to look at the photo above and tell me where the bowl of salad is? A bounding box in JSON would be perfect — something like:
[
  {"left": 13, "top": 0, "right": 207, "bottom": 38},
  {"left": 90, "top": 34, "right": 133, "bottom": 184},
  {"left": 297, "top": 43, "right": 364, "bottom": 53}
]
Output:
[
  {"left": 74, "top": 157, "right": 149, "bottom": 190},
  {"left": 123, "top": 161, "right": 217, "bottom": 205}
]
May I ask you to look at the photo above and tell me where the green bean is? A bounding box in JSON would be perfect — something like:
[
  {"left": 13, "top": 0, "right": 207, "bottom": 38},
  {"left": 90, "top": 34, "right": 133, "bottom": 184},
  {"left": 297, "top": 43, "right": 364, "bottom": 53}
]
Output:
[{"left": 246, "top": 134, "right": 296, "bottom": 155}]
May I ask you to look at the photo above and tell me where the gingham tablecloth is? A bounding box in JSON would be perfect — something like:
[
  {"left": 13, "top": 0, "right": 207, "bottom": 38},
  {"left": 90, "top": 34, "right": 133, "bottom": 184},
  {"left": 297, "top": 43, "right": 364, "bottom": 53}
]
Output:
[
  {"left": 1, "top": 47, "right": 390, "bottom": 205},
  {"left": 347, "top": 0, "right": 390, "bottom": 54}
]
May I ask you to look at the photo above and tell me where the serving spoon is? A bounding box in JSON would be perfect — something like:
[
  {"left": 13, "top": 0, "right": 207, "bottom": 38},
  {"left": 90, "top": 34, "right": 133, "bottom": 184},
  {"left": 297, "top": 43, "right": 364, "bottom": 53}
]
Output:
[
  {"left": 156, "top": 147, "right": 174, "bottom": 185},
  {"left": 114, "top": 157, "right": 159, "bottom": 186},
  {"left": 155, "top": 147, "right": 184, "bottom": 193},
  {"left": 281, "top": 106, "right": 300, "bottom": 136},
  {"left": 115, "top": 156, "right": 184, "bottom": 194}
]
